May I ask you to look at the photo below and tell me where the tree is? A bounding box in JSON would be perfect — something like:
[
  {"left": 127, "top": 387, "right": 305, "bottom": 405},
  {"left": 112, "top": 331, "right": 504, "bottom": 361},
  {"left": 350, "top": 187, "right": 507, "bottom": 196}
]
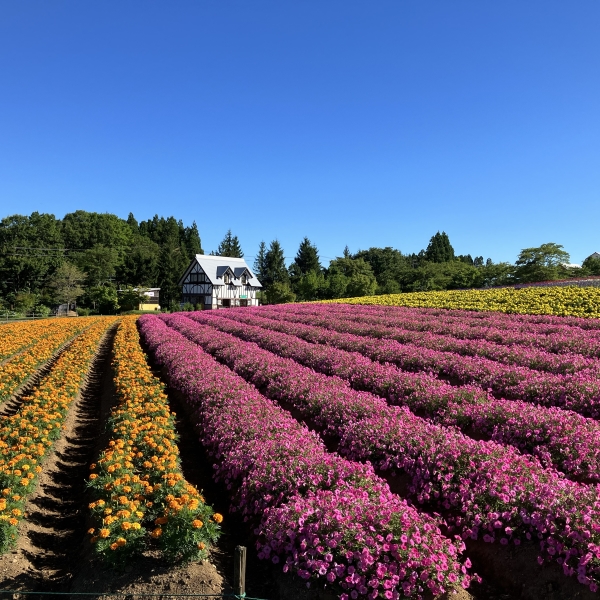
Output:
[
  {"left": 253, "top": 241, "right": 268, "bottom": 285},
  {"left": 263, "top": 240, "right": 288, "bottom": 288},
  {"left": 294, "top": 270, "right": 326, "bottom": 301},
  {"left": 86, "top": 285, "right": 120, "bottom": 314},
  {"left": 47, "top": 262, "right": 85, "bottom": 310},
  {"left": 515, "top": 243, "right": 570, "bottom": 283},
  {"left": 424, "top": 232, "right": 455, "bottom": 263},
  {"left": 265, "top": 281, "right": 296, "bottom": 304},
  {"left": 292, "top": 237, "right": 321, "bottom": 275},
  {"left": 214, "top": 229, "right": 243, "bottom": 258},
  {"left": 326, "top": 257, "right": 377, "bottom": 298},
  {"left": 80, "top": 244, "right": 120, "bottom": 287},
  {"left": 582, "top": 254, "right": 600, "bottom": 276}
]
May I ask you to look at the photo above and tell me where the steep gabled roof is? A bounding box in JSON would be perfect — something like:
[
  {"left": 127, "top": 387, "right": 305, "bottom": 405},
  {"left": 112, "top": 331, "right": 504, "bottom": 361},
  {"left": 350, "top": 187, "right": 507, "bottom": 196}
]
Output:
[{"left": 179, "top": 255, "right": 262, "bottom": 287}]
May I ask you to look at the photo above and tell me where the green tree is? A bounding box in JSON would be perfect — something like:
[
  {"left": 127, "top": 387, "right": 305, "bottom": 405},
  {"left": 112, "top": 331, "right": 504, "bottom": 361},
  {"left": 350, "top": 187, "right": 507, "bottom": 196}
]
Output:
[
  {"left": 214, "top": 229, "right": 243, "bottom": 258},
  {"left": 326, "top": 257, "right": 377, "bottom": 298},
  {"left": 253, "top": 241, "right": 268, "bottom": 285},
  {"left": 265, "top": 281, "right": 296, "bottom": 304},
  {"left": 47, "top": 262, "right": 86, "bottom": 308},
  {"left": 80, "top": 244, "right": 120, "bottom": 287},
  {"left": 424, "top": 231, "right": 455, "bottom": 263},
  {"left": 263, "top": 240, "right": 288, "bottom": 288},
  {"left": 515, "top": 243, "right": 570, "bottom": 283},
  {"left": 86, "top": 285, "right": 120, "bottom": 314},
  {"left": 294, "top": 270, "right": 326, "bottom": 301},
  {"left": 582, "top": 253, "right": 600, "bottom": 276},
  {"left": 292, "top": 237, "right": 321, "bottom": 275}
]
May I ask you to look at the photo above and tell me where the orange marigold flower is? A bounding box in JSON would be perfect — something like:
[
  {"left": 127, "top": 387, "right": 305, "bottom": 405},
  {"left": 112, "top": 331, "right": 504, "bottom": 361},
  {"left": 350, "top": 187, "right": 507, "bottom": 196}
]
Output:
[
  {"left": 192, "top": 520, "right": 203, "bottom": 529},
  {"left": 99, "top": 528, "right": 111, "bottom": 538},
  {"left": 212, "top": 513, "right": 223, "bottom": 524},
  {"left": 151, "top": 527, "right": 162, "bottom": 538}
]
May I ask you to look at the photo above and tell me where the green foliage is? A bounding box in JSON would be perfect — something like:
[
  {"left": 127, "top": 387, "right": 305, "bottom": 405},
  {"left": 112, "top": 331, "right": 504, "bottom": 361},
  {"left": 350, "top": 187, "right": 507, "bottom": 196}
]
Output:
[
  {"left": 424, "top": 231, "right": 455, "bottom": 263},
  {"left": 214, "top": 229, "right": 243, "bottom": 258},
  {"left": 291, "top": 237, "right": 321, "bottom": 275},
  {"left": 85, "top": 285, "right": 120, "bottom": 314},
  {"left": 47, "top": 262, "right": 86, "bottom": 305},
  {"left": 263, "top": 240, "right": 288, "bottom": 287},
  {"left": 117, "top": 287, "right": 148, "bottom": 313},
  {"left": 515, "top": 242, "right": 571, "bottom": 283},
  {"left": 582, "top": 254, "right": 600, "bottom": 276},
  {"left": 265, "top": 281, "right": 296, "bottom": 304},
  {"left": 253, "top": 241, "right": 268, "bottom": 285}
]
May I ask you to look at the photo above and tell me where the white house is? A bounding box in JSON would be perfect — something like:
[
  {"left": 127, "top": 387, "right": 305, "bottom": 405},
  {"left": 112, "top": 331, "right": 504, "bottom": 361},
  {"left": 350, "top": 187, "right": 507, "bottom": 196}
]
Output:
[{"left": 179, "top": 255, "right": 262, "bottom": 309}]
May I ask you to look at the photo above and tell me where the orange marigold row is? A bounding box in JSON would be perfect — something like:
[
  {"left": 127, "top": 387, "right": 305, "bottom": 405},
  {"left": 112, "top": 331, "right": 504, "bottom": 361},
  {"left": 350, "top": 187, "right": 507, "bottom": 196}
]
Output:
[
  {"left": 0, "top": 318, "right": 96, "bottom": 405},
  {"left": 87, "top": 316, "right": 221, "bottom": 564},
  {"left": 0, "top": 317, "right": 119, "bottom": 553}
]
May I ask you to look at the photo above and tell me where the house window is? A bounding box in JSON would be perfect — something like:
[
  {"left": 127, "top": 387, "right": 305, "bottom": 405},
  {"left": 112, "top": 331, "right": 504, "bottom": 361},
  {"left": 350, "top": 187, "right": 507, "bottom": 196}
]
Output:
[
  {"left": 223, "top": 273, "right": 230, "bottom": 284},
  {"left": 241, "top": 274, "right": 247, "bottom": 285}
]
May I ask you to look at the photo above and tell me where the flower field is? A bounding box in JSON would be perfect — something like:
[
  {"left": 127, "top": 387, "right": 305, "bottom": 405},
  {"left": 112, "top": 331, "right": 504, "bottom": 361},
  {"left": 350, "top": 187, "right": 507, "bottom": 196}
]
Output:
[
  {"left": 136, "top": 302, "right": 600, "bottom": 599},
  {"left": 0, "top": 318, "right": 94, "bottom": 405},
  {"left": 88, "top": 317, "right": 222, "bottom": 563},
  {"left": 320, "top": 285, "right": 600, "bottom": 318},
  {"left": 0, "top": 317, "right": 117, "bottom": 552}
]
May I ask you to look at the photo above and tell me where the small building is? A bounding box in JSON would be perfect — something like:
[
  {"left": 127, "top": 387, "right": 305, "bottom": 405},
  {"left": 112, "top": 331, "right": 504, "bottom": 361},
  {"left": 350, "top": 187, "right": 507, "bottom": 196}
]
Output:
[
  {"left": 588, "top": 252, "right": 600, "bottom": 261},
  {"left": 139, "top": 288, "right": 161, "bottom": 311},
  {"left": 179, "top": 255, "right": 262, "bottom": 309}
]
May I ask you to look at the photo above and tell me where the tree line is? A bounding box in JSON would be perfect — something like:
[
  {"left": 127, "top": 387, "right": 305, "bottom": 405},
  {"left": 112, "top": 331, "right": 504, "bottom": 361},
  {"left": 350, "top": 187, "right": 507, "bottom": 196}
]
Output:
[
  {"left": 214, "top": 230, "right": 599, "bottom": 304},
  {"left": 1, "top": 211, "right": 599, "bottom": 313},
  {"left": 0, "top": 211, "right": 202, "bottom": 314}
]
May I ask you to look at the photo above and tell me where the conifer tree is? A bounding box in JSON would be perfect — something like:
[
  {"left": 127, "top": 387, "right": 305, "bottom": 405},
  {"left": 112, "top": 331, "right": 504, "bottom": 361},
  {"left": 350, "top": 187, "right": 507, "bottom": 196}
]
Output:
[
  {"left": 263, "top": 240, "right": 288, "bottom": 287},
  {"left": 424, "top": 231, "right": 455, "bottom": 263},
  {"left": 215, "top": 229, "right": 243, "bottom": 257},
  {"left": 293, "top": 237, "right": 321, "bottom": 275},
  {"left": 253, "top": 241, "right": 268, "bottom": 283}
]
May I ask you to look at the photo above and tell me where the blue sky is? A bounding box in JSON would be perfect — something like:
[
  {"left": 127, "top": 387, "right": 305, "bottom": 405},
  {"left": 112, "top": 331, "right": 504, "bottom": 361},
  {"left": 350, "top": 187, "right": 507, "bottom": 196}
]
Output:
[{"left": 1, "top": 1, "right": 598, "bottom": 266}]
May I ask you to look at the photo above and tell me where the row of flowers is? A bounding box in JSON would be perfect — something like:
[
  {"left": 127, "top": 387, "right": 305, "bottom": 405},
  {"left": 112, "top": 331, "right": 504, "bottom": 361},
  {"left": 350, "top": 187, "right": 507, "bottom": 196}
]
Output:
[
  {"left": 318, "top": 286, "right": 600, "bottom": 319},
  {"left": 138, "top": 314, "right": 474, "bottom": 599},
  {"left": 188, "top": 310, "right": 600, "bottom": 482},
  {"left": 212, "top": 308, "right": 600, "bottom": 420},
  {"left": 163, "top": 313, "right": 600, "bottom": 592},
  {"left": 0, "top": 317, "right": 117, "bottom": 553},
  {"left": 0, "top": 318, "right": 96, "bottom": 405},
  {"left": 259, "top": 303, "right": 600, "bottom": 370},
  {"left": 298, "top": 302, "right": 600, "bottom": 355},
  {"left": 87, "top": 317, "right": 221, "bottom": 564},
  {"left": 0, "top": 319, "right": 76, "bottom": 364}
]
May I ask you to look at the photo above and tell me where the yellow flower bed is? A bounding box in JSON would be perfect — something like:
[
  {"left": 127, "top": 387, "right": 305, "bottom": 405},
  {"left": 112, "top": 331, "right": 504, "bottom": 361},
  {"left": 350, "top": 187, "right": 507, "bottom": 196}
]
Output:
[
  {"left": 87, "top": 317, "right": 221, "bottom": 564},
  {"left": 0, "top": 317, "right": 118, "bottom": 553},
  {"left": 320, "top": 286, "right": 600, "bottom": 318},
  {"left": 0, "top": 318, "right": 97, "bottom": 405}
]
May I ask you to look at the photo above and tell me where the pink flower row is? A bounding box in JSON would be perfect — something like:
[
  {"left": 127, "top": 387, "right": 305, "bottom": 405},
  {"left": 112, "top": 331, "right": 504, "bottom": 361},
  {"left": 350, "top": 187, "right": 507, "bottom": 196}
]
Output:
[
  {"left": 215, "top": 307, "right": 600, "bottom": 420},
  {"left": 138, "top": 314, "right": 470, "bottom": 599},
  {"left": 279, "top": 303, "right": 600, "bottom": 358},
  {"left": 165, "top": 312, "right": 600, "bottom": 592},
  {"left": 258, "top": 304, "right": 600, "bottom": 374},
  {"left": 319, "top": 302, "right": 600, "bottom": 333},
  {"left": 193, "top": 309, "right": 600, "bottom": 482}
]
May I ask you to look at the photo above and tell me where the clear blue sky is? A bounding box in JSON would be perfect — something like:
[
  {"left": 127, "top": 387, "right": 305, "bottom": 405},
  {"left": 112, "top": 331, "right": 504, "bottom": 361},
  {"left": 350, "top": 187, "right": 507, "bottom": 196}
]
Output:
[{"left": 1, "top": 1, "right": 598, "bottom": 265}]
